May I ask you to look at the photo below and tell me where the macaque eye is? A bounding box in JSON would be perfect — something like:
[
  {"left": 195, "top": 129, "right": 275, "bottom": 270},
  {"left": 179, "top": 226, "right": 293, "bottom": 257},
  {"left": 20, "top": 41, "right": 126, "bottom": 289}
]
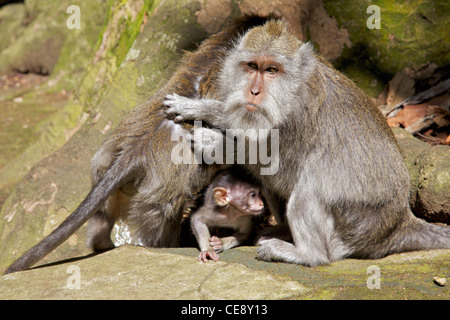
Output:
[
  {"left": 247, "top": 62, "right": 258, "bottom": 70},
  {"left": 265, "top": 66, "right": 279, "bottom": 74}
]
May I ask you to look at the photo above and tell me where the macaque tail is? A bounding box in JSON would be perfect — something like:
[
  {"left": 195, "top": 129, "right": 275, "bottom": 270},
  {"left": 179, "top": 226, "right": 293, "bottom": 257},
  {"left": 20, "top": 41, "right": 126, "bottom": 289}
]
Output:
[
  {"left": 4, "top": 158, "right": 136, "bottom": 274},
  {"left": 389, "top": 210, "right": 450, "bottom": 254}
]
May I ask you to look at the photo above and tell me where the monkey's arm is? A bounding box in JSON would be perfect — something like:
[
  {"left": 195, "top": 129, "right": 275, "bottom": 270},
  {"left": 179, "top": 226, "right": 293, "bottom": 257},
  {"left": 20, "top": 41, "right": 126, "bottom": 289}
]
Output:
[
  {"left": 190, "top": 212, "right": 220, "bottom": 262},
  {"left": 164, "top": 93, "right": 229, "bottom": 129},
  {"left": 210, "top": 235, "right": 243, "bottom": 252},
  {"left": 210, "top": 218, "right": 253, "bottom": 252}
]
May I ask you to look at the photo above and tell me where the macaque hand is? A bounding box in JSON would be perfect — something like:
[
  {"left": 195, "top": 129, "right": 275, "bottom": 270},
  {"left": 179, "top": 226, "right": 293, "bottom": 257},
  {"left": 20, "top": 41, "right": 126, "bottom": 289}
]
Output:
[
  {"left": 163, "top": 93, "right": 200, "bottom": 123},
  {"left": 198, "top": 249, "right": 220, "bottom": 263},
  {"left": 210, "top": 236, "right": 224, "bottom": 253}
]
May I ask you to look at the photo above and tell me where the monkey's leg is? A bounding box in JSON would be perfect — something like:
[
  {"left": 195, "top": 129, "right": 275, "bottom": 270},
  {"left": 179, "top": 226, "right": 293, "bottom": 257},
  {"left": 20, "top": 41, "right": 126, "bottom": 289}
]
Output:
[
  {"left": 128, "top": 200, "right": 183, "bottom": 248},
  {"left": 261, "top": 189, "right": 285, "bottom": 225},
  {"left": 86, "top": 190, "right": 130, "bottom": 251},
  {"left": 211, "top": 233, "right": 246, "bottom": 252},
  {"left": 211, "top": 218, "right": 253, "bottom": 252},
  {"left": 87, "top": 210, "right": 116, "bottom": 251},
  {"left": 257, "top": 188, "right": 347, "bottom": 266}
]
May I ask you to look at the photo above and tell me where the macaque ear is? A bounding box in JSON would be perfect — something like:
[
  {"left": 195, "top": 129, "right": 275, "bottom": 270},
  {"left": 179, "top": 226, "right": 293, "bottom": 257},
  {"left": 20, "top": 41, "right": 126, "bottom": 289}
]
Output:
[{"left": 213, "top": 187, "right": 230, "bottom": 206}]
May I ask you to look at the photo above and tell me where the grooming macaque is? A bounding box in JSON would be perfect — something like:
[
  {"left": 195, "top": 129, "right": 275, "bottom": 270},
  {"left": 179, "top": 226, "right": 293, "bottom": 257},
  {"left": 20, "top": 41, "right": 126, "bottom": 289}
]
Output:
[
  {"left": 4, "top": 15, "right": 277, "bottom": 274},
  {"left": 164, "top": 19, "right": 450, "bottom": 266},
  {"left": 191, "top": 169, "right": 264, "bottom": 262}
]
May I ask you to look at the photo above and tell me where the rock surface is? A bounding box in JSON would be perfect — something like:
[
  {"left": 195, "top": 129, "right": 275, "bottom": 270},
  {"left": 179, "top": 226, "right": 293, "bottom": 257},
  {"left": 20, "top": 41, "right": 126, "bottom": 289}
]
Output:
[
  {"left": 1, "top": 245, "right": 449, "bottom": 300},
  {"left": 0, "top": 0, "right": 448, "bottom": 299},
  {"left": 393, "top": 128, "right": 450, "bottom": 223}
]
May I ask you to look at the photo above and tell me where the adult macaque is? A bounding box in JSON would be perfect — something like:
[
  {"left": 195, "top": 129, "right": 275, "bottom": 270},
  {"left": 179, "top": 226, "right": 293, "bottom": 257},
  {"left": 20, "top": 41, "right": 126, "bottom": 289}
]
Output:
[
  {"left": 164, "top": 19, "right": 450, "bottom": 266},
  {"left": 4, "top": 15, "right": 277, "bottom": 275},
  {"left": 191, "top": 168, "right": 264, "bottom": 262}
]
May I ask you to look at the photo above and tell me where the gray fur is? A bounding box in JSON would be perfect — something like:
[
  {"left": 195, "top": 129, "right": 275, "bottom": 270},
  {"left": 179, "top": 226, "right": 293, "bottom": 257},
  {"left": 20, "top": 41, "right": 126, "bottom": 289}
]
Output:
[{"left": 164, "top": 20, "right": 450, "bottom": 266}]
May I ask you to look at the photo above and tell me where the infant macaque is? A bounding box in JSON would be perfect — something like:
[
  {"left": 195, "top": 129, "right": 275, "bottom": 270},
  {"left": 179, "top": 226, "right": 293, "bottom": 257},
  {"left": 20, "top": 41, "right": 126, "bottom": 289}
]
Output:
[{"left": 191, "top": 168, "right": 264, "bottom": 262}]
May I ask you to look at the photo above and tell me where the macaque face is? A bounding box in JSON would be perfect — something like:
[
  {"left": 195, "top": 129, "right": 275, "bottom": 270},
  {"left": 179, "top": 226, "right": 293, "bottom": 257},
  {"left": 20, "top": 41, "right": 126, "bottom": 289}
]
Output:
[
  {"left": 213, "top": 183, "right": 264, "bottom": 215},
  {"left": 218, "top": 50, "right": 300, "bottom": 136},
  {"left": 229, "top": 184, "right": 264, "bottom": 215},
  {"left": 242, "top": 56, "right": 283, "bottom": 112}
]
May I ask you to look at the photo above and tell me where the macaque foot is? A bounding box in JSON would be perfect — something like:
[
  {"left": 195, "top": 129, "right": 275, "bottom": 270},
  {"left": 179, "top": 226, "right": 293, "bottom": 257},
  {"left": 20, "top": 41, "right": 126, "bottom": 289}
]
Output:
[
  {"left": 257, "top": 238, "right": 292, "bottom": 262},
  {"left": 257, "top": 238, "right": 330, "bottom": 267},
  {"left": 92, "top": 240, "right": 116, "bottom": 252},
  {"left": 210, "top": 236, "right": 224, "bottom": 253},
  {"left": 257, "top": 238, "right": 309, "bottom": 265},
  {"left": 198, "top": 250, "right": 220, "bottom": 263}
]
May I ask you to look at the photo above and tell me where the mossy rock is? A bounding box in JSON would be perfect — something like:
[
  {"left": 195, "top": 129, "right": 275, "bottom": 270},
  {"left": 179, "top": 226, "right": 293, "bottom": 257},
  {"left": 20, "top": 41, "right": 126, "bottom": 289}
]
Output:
[
  {"left": 414, "top": 145, "right": 450, "bottom": 223},
  {"left": 393, "top": 128, "right": 450, "bottom": 223},
  {"left": 1, "top": 246, "right": 449, "bottom": 300},
  {"left": 0, "top": 0, "right": 211, "bottom": 273},
  {"left": 324, "top": 0, "right": 450, "bottom": 82},
  {"left": 1, "top": 0, "right": 448, "bottom": 276}
]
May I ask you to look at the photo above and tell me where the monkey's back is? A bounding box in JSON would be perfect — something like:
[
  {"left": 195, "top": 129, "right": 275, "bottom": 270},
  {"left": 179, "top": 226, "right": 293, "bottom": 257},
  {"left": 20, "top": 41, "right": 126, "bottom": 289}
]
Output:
[{"left": 90, "top": 15, "right": 278, "bottom": 246}]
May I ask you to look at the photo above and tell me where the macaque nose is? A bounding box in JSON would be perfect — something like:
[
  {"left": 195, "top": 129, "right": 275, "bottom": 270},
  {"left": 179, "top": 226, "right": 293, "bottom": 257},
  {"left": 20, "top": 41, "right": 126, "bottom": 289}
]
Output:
[{"left": 251, "top": 88, "right": 260, "bottom": 96}]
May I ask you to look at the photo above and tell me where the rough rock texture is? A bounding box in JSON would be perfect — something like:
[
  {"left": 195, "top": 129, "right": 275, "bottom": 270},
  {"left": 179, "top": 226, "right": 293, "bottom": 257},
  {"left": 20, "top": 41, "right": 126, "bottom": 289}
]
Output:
[
  {"left": 393, "top": 128, "right": 450, "bottom": 223},
  {"left": 324, "top": 0, "right": 450, "bottom": 95},
  {"left": 0, "top": 246, "right": 448, "bottom": 300},
  {"left": 0, "top": 246, "right": 307, "bottom": 299},
  {"left": 0, "top": 0, "right": 206, "bottom": 271}
]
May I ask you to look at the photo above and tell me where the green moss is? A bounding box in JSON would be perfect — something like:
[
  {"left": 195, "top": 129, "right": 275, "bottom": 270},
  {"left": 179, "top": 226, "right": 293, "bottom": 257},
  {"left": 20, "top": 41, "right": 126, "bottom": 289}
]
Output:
[
  {"left": 0, "top": 0, "right": 216, "bottom": 271},
  {"left": 49, "top": 0, "right": 110, "bottom": 92},
  {"left": 340, "top": 64, "right": 385, "bottom": 97},
  {"left": 94, "top": 0, "right": 155, "bottom": 69},
  {"left": 323, "top": 0, "right": 450, "bottom": 77},
  {"left": 0, "top": 101, "right": 85, "bottom": 187},
  {"left": 0, "top": 0, "right": 153, "bottom": 190},
  {"left": 0, "top": 4, "right": 25, "bottom": 53},
  {"left": 114, "top": 1, "right": 154, "bottom": 67},
  {"left": 157, "top": 247, "right": 450, "bottom": 300}
]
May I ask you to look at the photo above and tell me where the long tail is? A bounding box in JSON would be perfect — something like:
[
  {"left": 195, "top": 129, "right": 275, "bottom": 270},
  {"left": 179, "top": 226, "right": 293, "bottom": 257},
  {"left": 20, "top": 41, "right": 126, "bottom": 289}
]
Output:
[
  {"left": 388, "top": 209, "right": 450, "bottom": 255},
  {"left": 4, "top": 158, "right": 137, "bottom": 274}
]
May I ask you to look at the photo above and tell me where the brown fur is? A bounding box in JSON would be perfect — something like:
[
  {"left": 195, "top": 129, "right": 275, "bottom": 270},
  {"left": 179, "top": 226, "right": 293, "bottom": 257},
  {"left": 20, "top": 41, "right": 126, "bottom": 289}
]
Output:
[
  {"left": 243, "top": 19, "right": 302, "bottom": 58},
  {"left": 4, "top": 15, "right": 274, "bottom": 274}
]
